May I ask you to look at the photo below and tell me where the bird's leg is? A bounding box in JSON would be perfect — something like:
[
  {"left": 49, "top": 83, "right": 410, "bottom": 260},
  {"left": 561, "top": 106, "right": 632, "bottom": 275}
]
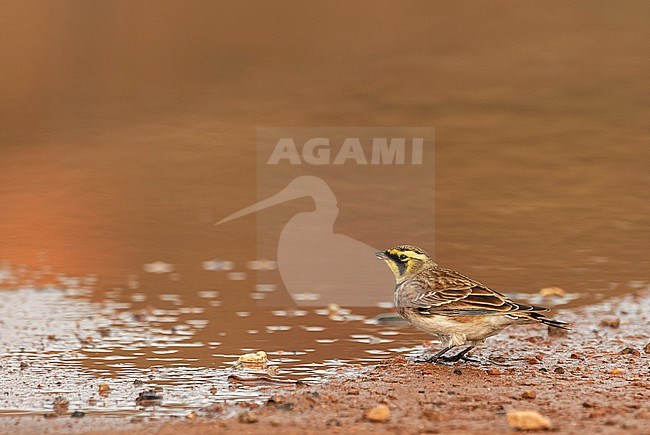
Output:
[
  {"left": 438, "top": 345, "right": 479, "bottom": 363},
  {"left": 456, "top": 345, "right": 480, "bottom": 363},
  {"left": 415, "top": 345, "right": 454, "bottom": 363}
]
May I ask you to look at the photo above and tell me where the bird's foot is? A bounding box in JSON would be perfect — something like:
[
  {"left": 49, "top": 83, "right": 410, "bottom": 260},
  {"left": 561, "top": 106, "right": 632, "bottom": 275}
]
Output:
[
  {"left": 427, "top": 357, "right": 454, "bottom": 365},
  {"left": 486, "top": 357, "right": 514, "bottom": 367},
  {"left": 413, "top": 355, "right": 452, "bottom": 365},
  {"left": 457, "top": 355, "right": 481, "bottom": 364},
  {"left": 414, "top": 356, "right": 441, "bottom": 364},
  {"left": 435, "top": 354, "right": 480, "bottom": 364}
]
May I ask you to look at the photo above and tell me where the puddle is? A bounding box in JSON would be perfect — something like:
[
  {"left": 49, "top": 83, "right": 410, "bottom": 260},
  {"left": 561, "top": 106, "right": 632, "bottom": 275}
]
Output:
[{"left": 0, "top": 268, "right": 425, "bottom": 418}]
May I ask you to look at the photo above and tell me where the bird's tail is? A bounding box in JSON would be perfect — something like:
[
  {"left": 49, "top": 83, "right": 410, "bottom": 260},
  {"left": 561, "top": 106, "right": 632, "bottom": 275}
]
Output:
[{"left": 524, "top": 310, "right": 571, "bottom": 330}]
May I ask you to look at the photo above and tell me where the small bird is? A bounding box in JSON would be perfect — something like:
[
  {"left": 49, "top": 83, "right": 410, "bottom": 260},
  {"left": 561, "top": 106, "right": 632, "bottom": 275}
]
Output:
[{"left": 376, "top": 245, "right": 569, "bottom": 363}]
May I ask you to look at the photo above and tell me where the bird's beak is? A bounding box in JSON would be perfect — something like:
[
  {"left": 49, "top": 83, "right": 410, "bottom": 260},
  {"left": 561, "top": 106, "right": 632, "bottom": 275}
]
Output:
[
  {"left": 375, "top": 251, "right": 388, "bottom": 260},
  {"left": 216, "top": 184, "right": 307, "bottom": 225}
]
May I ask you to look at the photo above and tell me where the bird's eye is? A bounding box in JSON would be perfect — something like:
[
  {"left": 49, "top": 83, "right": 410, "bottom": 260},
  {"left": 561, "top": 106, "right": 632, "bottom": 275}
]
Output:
[{"left": 399, "top": 254, "right": 407, "bottom": 261}]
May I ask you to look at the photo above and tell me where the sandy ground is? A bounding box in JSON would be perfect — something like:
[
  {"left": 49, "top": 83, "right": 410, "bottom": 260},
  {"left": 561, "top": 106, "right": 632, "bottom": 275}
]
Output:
[{"left": 3, "top": 290, "right": 648, "bottom": 434}]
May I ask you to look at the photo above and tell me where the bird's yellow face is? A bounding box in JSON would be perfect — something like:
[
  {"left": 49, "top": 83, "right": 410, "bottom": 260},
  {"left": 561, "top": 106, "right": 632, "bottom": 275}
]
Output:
[{"left": 375, "top": 245, "right": 435, "bottom": 282}]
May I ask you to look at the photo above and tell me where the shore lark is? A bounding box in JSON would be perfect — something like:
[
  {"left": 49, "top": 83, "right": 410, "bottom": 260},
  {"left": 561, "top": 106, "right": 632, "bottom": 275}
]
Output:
[{"left": 376, "top": 245, "right": 569, "bottom": 363}]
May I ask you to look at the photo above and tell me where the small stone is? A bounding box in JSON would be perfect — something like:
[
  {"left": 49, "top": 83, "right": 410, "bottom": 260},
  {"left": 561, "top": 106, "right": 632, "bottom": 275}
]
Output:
[
  {"left": 217, "top": 420, "right": 228, "bottom": 428},
  {"left": 620, "top": 347, "right": 639, "bottom": 356},
  {"left": 135, "top": 391, "right": 162, "bottom": 406},
  {"left": 327, "top": 303, "right": 341, "bottom": 315},
  {"left": 238, "top": 411, "right": 258, "bottom": 424},
  {"left": 589, "top": 409, "right": 606, "bottom": 418},
  {"left": 644, "top": 343, "right": 650, "bottom": 354},
  {"left": 522, "top": 390, "right": 536, "bottom": 399},
  {"left": 539, "top": 287, "right": 565, "bottom": 297},
  {"left": 366, "top": 404, "right": 391, "bottom": 422},
  {"left": 635, "top": 410, "right": 650, "bottom": 419},
  {"left": 347, "top": 387, "right": 360, "bottom": 395},
  {"left": 621, "top": 422, "right": 638, "bottom": 430},
  {"left": 506, "top": 410, "right": 552, "bottom": 430},
  {"left": 554, "top": 367, "right": 565, "bottom": 374},
  {"left": 270, "top": 417, "right": 281, "bottom": 427},
  {"left": 70, "top": 411, "right": 85, "bottom": 418},
  {"left": 548, "top": 326, "right": 568, "bottom": 337},
  {"left": 186, "top": 411, "right": 197, "bottom": 420},
  {"left": 53, "top": 397, "right": 69, "bottom": 416},
  {"left": 98, "top": 384, "right": 111, "bottom": 397},
  {"left": 610, "top": 368, "right": 626, "bottom": 375},
  {"left": 487, "top": 368, "right": 502, "bottom": 376},
  {"left": 423, "top": 409, "right": 448, "bottom": 421},
  {"left": 234, "top": 351, "right": 268, "bottom": 370},
  {"left": 599, "top": 318, "right": 620, "bottom": 328},
  {"left": 453, "top": 368, "right": 462, "bottom": 375}
]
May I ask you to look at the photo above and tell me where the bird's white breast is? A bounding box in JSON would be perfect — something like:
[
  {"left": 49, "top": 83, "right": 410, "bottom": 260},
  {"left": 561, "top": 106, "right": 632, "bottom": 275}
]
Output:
[{"left": 404, "top": 310, "right": 514, "bottom": 347}]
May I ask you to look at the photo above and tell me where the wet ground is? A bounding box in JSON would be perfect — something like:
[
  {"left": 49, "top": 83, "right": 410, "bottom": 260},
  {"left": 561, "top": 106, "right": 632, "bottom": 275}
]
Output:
[{"left": 2, "top": 288, "right": 648, "bottom": 434}]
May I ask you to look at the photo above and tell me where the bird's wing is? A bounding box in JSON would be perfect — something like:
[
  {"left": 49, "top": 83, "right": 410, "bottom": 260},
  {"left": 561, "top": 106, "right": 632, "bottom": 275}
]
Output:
[{"left": 408, "top": 268, "right": 542, "bottom": 316}]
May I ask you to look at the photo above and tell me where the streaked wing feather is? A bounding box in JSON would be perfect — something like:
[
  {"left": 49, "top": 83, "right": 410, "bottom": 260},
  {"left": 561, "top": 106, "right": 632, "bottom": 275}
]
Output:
[{"left": 409, "top": 267, "right": 530, "bottom": 316}]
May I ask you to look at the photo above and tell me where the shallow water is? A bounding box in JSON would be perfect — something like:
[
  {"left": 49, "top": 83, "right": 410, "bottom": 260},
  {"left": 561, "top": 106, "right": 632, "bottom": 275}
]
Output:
[
  {"left": 0, "top": 274, "right": 419, "bottom": 417},
  {"left": 1, "top": 0, "right": 648, "bottom": 420}
]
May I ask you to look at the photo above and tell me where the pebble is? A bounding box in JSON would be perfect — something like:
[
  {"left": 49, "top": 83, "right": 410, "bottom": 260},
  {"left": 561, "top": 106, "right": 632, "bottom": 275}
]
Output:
[
  {"left": 554, "top": 367, "right": 565, "bottom": 374},
  {"left": 366, "top": 404, "right": 391, "bottom": 422},
  {"left": 610, "top": 368, "right": 626, "bottom": 375},
  {"left": 70, "top": 411, "right": 85, "bottom": 418},
  {"left": 599, "top": 318, "right": 620, "bottom": 328},
  {"left": 453, "top": 368, "right": 462, "bottom": 375},
  {"left": 53, "top": 397, "right": 69, "bottom": 416},
  {"left": 620, "top": 347, "right": 639, "bottom": 356},
  {"left": 506, "top": 410, "right": 552, "bottom": 430},
  {"left": 98, "top": 384, "right": 111, "bottom": 397},
  {"left": 644, "top": 343, "right": 650, "bottom": 354},
  {"left": 589, "top": 409, "right": 606, "bottom": 418},
  {"left": 487, "top": 368, "right": 502, "bottom": 376},
  {"left": 135, "top": 391, "right": 163, "bottom": 406},
  {"left": 539, "top": 287, "right": 566, "bottom": 297},
  {"left": 235, "top": 351, "right": 268, "bottom": 370},
  {"left": 548, "top": 326, "right": 568, "bottom": 337},
  {"left": 238, "top": 411, "right": 258, "bottom": 424},
  {"left": 522, "top": 390, "right": 537, "bottom": 399}
]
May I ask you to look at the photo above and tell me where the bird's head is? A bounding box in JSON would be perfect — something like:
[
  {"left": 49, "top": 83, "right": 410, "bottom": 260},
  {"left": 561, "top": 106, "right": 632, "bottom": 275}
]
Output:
[{"left": 375, "top": 245, "right": 435, "bottom": 282}]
